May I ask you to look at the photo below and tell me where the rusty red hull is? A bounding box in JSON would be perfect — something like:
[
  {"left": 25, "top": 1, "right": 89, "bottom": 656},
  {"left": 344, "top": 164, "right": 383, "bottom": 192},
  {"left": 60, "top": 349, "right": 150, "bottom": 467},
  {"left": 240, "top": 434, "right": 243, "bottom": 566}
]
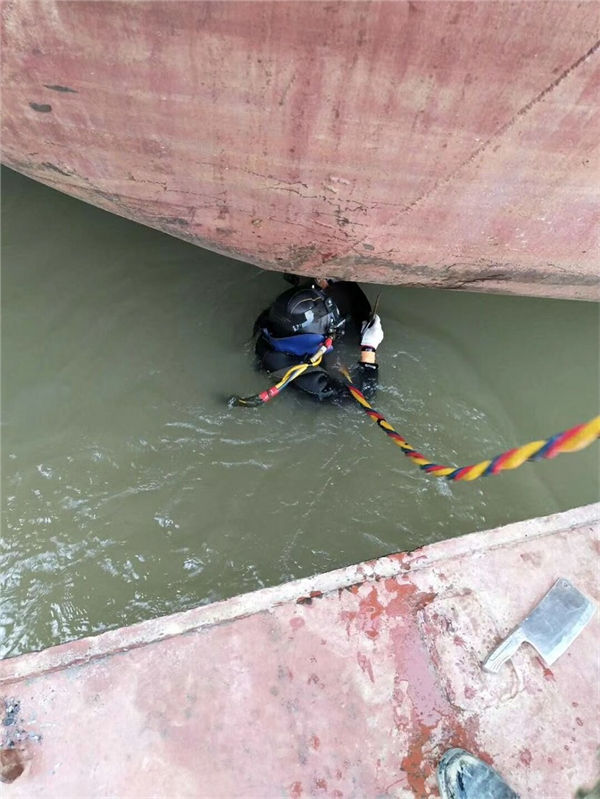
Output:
[
  {"left": 1, "top": 504, "right": 598, "bottom": 796},
  {"left": 1, "top": 1, "right": 599, "bottom": 300}
]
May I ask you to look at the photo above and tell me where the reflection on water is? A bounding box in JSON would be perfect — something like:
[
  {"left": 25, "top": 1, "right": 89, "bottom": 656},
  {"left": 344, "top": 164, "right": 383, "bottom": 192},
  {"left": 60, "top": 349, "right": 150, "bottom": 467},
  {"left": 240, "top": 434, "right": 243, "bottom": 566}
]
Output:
[{"left": 1, "top": 166, "right": 599, "bottom": 657}]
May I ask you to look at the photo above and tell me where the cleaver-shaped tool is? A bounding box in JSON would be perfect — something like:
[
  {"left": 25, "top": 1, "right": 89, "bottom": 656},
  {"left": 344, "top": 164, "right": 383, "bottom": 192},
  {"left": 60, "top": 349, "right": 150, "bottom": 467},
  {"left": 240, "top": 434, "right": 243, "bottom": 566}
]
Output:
[{"left": 483, "top": 577, "right": 596, "bottom": 673}]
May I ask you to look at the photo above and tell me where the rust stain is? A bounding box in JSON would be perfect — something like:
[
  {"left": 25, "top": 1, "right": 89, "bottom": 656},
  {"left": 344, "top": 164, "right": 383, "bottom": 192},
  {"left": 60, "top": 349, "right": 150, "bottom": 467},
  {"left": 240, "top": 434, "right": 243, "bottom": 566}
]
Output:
[
  {"left": 388, "top": 581, "right": 437, "bottom": 617},
  {"left": 383, "top": 580, "right": 419, "bottom": 617},
  {"left": 535, "top": 656, "right": 556, "bottom": 681},
  {"left": 387, "top": 552, "right": 411, "bottom": 570},
  {"left": 278, "top": 665, "right": 294, "bottom": 681},
  {"left": 400, "top": 717, "right": 438, "bottom": 796},
  {"left": 387, "top": 588, "right": 491, "bottom": 795},
  {"left": 339, "top": 609, "right": 357, "bottom": 637},
  {"left": 519, "top": 748, "right": 533, "bottom": 766},
  {"left": 357, "top": 652, "right": 375, "bottom": 683},
  {"left": 357, "top": 586, "right": 386, "bottom": 639},
  {"left": 296, "top": 590, "right": 324, "bottom": 606},
  {"left": 289, "top": 780, "right": 303, "bottom": 798},
  {"left": 0, "top": 749, "right": 24, "bottom": 784},
  {"left": 0, "top": 697, "right": 40, "bottom": 784},
  {"left": 390, "top": 611, "right": 443, "bottom": 793},
  {"left": 339, "top": 580, "right": 437, "bottom": 642},
  {"left": 520, "top": 551, "right": 543, "bottom": 567},
  {"left": 337, "top": 582, "right": 362, "bottom": 597}
]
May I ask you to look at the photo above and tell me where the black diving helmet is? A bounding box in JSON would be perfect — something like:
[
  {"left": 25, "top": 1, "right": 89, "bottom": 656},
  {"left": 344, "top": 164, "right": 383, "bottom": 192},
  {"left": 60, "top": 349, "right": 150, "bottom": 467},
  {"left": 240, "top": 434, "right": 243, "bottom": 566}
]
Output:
[{"left": 267, "top": 286, "right": 344, "bottom": 337}]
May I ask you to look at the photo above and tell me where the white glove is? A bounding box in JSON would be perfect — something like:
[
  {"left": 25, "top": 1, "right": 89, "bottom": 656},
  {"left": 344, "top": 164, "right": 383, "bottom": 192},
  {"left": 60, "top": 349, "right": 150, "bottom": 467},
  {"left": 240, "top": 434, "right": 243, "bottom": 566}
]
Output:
[{"left": 360, "top": 314, "right": 384, "bottom": 350}]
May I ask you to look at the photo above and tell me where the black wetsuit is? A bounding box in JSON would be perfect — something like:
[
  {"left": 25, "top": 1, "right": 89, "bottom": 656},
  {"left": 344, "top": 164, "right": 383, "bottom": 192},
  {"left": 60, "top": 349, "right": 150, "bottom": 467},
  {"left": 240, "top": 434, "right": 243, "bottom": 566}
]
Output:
[{"left": 254, "top": 280, "right": 378, "bottom": 402}]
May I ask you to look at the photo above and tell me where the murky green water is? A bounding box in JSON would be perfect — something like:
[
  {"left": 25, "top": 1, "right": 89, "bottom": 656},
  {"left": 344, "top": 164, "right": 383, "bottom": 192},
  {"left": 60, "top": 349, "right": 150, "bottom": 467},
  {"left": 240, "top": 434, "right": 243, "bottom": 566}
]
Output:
[{"left": 1, "top": 166, "right": 599, "bottom": 658}]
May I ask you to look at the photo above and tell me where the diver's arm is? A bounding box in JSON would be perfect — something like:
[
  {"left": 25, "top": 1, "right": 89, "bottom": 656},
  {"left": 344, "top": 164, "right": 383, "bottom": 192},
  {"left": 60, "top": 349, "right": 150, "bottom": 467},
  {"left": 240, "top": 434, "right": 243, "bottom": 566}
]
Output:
[
  {"left": 352, "top": 360, "right": 378, "bottom": 398},
  {"left": 355, "top": 314, "right": 383, "bottom": 398}
]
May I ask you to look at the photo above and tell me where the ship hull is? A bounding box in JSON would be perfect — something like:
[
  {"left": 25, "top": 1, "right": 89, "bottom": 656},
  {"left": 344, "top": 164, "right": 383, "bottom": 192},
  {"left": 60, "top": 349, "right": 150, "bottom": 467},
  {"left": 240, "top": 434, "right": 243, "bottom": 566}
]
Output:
[{"left": 2, "top": 1, "right": 599, "bottom": 300}]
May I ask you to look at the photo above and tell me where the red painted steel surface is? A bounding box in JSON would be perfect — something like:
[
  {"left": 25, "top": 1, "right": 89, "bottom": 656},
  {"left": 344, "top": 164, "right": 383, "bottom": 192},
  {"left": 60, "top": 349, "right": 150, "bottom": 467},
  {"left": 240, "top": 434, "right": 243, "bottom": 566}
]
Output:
[
  {"left": 1, "top": 1, "right": 600, "bottom": 300},
  {"left": 1, "top": 504, "right": 599, "bottom": 797}
]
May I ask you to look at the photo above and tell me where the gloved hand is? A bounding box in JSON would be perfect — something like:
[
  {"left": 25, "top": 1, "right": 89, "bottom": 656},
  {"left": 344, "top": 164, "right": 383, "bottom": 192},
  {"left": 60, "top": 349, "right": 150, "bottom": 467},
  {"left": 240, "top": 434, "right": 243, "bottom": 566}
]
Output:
[{"left": 360, "top": 314, "right": 384, "bottom": 350}]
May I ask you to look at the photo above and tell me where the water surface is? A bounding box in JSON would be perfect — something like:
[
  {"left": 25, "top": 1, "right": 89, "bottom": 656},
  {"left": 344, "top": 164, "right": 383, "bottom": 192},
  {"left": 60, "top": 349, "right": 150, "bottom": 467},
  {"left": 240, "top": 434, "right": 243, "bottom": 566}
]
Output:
[{"left": 2, "top": 167, "right": 598, "bottom": 657}]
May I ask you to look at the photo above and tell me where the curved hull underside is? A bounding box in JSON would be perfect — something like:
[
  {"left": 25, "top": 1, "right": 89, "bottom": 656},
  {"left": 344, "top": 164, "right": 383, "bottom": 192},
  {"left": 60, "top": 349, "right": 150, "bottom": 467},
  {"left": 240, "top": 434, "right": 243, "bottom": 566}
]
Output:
[{"left": 2, "top": 1, "right": 599, "bottom": 300}]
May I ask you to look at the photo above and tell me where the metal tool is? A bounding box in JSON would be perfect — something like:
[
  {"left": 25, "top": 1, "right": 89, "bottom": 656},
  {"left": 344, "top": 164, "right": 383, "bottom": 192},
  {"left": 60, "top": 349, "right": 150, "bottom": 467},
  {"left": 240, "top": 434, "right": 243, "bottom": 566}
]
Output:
[
  {"left": 483, "top": 577, "right": 596, "bottom": 673},
  {"left": 370, "top": 291, "right": 381, "bottom": 322}
]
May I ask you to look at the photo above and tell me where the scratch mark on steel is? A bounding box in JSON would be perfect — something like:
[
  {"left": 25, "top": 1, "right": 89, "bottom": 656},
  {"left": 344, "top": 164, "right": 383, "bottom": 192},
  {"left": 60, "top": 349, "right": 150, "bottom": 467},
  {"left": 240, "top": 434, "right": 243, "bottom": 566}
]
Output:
[
  {"left": 278, "top": 72, "right": 296, "bottom": 106},
  {"left": 43, "top": 84, "right": 78, "bottom": 93},
  {"left": 320, "top": 36, "right": 600, "bottom": 270},
  {"left": 42, "top": 162, "right": 72, "bottom": 176},
  {"left": 388, "top": 37, "right": 600, "bottom": 219},
  {"left": 444, "top": 272, "right": 507, "bottom": 289}
]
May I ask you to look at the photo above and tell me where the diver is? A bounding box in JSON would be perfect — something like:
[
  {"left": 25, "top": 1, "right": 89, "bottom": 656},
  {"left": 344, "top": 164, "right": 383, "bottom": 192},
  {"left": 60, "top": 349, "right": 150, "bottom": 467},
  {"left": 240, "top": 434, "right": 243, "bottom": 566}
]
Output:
[{"left": 252, "top": 276, "right": 384, "bottom": 402}]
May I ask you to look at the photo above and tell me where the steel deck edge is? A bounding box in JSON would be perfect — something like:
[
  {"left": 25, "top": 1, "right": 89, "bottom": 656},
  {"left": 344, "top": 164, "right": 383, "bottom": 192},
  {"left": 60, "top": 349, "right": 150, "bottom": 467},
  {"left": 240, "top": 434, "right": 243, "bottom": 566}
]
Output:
[{"left": 1, "top": 503, "right": 598, "bottom": 685}]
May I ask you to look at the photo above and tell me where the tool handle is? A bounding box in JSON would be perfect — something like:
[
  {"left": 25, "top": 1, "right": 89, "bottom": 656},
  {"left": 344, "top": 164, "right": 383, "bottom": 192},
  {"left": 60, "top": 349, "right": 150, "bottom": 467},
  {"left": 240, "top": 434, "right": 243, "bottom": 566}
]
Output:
[
  {"left": 370, "top": 292, "right": 381, "bottom": 322},
  {"left": 482, "top": 628, "right": 526, "bottom": 673}
]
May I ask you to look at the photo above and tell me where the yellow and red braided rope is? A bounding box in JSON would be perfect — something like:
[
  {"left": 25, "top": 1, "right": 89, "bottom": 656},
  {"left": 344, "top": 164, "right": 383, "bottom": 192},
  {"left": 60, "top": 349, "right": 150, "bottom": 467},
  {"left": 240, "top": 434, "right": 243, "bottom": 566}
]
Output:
[{"left": 345, "top": 380, "right": 600, "bottom": 482}]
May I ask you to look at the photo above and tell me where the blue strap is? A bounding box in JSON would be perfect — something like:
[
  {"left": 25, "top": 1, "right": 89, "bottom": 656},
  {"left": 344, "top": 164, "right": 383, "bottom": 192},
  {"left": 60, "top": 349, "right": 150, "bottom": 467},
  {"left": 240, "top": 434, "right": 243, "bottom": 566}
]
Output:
[{"left": 262, "top": 330, "right": 325, "bottom": 357}]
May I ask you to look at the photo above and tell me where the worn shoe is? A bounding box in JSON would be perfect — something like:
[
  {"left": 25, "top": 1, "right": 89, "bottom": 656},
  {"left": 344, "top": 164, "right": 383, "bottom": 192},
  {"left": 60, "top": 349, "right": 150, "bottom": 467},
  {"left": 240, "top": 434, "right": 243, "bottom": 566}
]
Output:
[{"left": 437, "top": 748, "right": 520, "bottom": 799}]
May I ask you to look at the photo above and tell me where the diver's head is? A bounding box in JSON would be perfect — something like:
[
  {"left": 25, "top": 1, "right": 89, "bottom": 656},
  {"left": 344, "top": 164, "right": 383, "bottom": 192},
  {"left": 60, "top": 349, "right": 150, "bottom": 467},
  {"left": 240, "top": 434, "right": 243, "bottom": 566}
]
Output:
[{"left": 267, "top": 286, "right": 344, "bottom": 337}]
